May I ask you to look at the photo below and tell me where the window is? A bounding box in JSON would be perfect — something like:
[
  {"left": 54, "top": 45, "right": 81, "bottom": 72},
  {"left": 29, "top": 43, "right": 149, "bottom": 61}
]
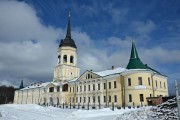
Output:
[
  {"left": 70, "top": 56, "right": 74, "bottom": 63},
  {"left": 109, "top": 96, "right": 111, "bottom": 103},
  {"left": 49, "top": 87, "right": 54, "bottom": 92},
  {"left": 84, "top": 85, "right": 86, "bottom": 91},
  {"left": 88, "top": 85, "right": 90, "bottom": 91},
  {"left": 58, "top": 55, "right": 61, "bottom": 63},
  {"left": 88, "top": 97, "right": 90, "bottom": 102},
  {"left": 164, "top": 82, "right": 166, "bottom": 89},
  {"left": 155, "top": 80, "right": 157, "bottom": 87},
  {"left": 98, "top": 96, "right": 100, "bottom": 103},
  {"left": 114, "top": 95, "right": 117, "bottom": 102},
  {"left": 150, "top": 94, "right": 152, "bottom": 97},
  {"left": 76, "top": 97, "right": 78, "bottom": 103},
  {"left": 138, "top": 77, "right": 142, "bottom": 85},
  {"left": 84, "top": 97, "right": 86, "bottom": 103},
  {"left": 128, "top": 78, "right": 131, "bottom": 86},
  {"left": 114, "top": 81, "right": 117, "bottom": 88},
  {"left": 104, "top": 83, "right": 106, "bottom": 89},
  {"left": 104, "top": 96, "right": 106, "bottom": 102},
  {"left": 77, "top": 86, "right": 78, "bottom": 92},
  {"left": 88, "top": 74, "right": 90, "bottom": 79},
  {"left": 80, "top": 97, "right": 81, "bottom": 103},
  {"left": 63, "top": 55, "right": 67, "bottom": 63},
  {"left": 69, "top": 87, "right": 71, "bottom": 92},
  {"left": 98, "top": 84, "right": 100, "bottom": 90},
  {"left": 93, "top": 96, "right": 95, "bottom": 103},
  {"left": 160, "top": 81, "right": 162, "bottom": 88},
  {"left": 73, "top": 87, "right": 74, "bottom": 92},
  {"left": 57, "top": 86, "right": 60, "bottom": 92},
  {"left": 140, "top": 94, "right": 144, "bottom": 102},
  {"left": 109, "top": 82, "right": 111, "bottom": 89},
  {"left": 148, "top": 77, "right": 151, "bottom": 86},
  {"left": 80, "top": 86, "right": 82, "bottom": 92},
  {"left": 129, "top": 94, "right": 132, "bottom": 102},
  {"left": 93, "top": 84, "right": 95, "bottom": 91}
]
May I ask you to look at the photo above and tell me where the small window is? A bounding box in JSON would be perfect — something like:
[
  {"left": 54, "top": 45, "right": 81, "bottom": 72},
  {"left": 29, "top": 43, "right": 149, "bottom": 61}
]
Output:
[
  {"left": 63, "top": 55, "right": 67, "bottom": 63},
  {"left": 128, "top": 78, "right": 131, "bottom": 86},
  {"left": 58, "top": 55, "right": 61, "bottom": 63},
  {"left": 73, "top": 87, "right": 74, "bottom": 92},
  {"left": 77, "top": 86, "right": 78, "bottom": 92},
  {"left": 104, "top": 83, "right": 106, "bottom": 89},
  {"left": 76, "top": 97, "right": 78, "bottom": 103},
  {"left": 140, "top": 94, "right": 144, "bottom": 102},
  {"left": 88, "top": 74, "right": 90, "bottom": 79},
  {"left": 93, "top": 84, "right": 95, "bottom": 91},
  {"left": 84, "top": 97, "right": 86, "bottom": 103},
  {"left": 84, "top": 85, "right": 86, "bottom": 91},
  {"left": 70, "top": 87, "right": 71, "bottom": 92},
  {"left": 70, "top": 56, "right": 74, "bottom": 63},
  {"left": 114, "top": 81, "right": 117, "bottom": 88},
  {"left": 88, "top": 85, "right": 90, "bottom": 91},
  {"left": 150, "top": 94, "right": 152, "bottom": 97},
  {"left": 80, "top": 97, "right": 81, "bottom": 103},
  {"left": 98, "top": 96, "right": 100, "bottom": 103},
  {"left": 98, "top": 84, "right": 100, "bottom": 90},
  {"left": 109, "top": 82, "right": 111, "bottom": 89},
  {"left": 155, "top": 80, "right": 158, "bottom": 87},
  {"left": 49, "top": 87, "right": 54, "bottom": 92},
  {"left": 129, "top": 94, "right": 132, "bottom": 102},
  {"left": 109, "top": 96, "right": 111, "bottom": 103},
  {"left": 148, "top": 77, "right": 151, "bottom": 86},
  {"left": 88, "top": 97, "right": 90, "bottom": 102},
  {"left": 80, "top": 86, "right": 82, "bottom": 92},
  {"left": 57, "top": 86, "right": 60, "bottom": 92},
  {"left": 160, "top": 81, "right": 162, "bottom": 88},
  {"left": 138, "top": 77, "right": 142, "bottom": 85},
  {"left": 93, "top": 96, "right": 95, "bottom": 103},
  {"left": 104, "top": 96, "right": 106, "bottom": 102},
  {"left": 114, "top": 95, "right": 117, "bottom": 102},
  {"left": 164, "top": 82, "right": 166, "bottom": 89}
]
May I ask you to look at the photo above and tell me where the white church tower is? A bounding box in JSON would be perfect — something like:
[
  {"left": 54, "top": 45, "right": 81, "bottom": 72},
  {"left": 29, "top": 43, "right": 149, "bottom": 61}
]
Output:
[{"left": 53, "top": 13, "right": 80, "bottom": 82}]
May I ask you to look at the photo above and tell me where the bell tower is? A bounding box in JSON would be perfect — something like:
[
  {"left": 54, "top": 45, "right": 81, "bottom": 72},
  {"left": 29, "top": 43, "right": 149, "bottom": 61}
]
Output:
[{"left": 53, "top": 13, "right": 80, "bottom": 82}]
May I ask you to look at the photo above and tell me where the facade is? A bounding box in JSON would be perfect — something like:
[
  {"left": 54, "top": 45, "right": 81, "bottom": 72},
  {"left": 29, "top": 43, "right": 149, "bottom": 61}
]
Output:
[{"left": 14, "top": 14, "right": 168, "bottom": 108}]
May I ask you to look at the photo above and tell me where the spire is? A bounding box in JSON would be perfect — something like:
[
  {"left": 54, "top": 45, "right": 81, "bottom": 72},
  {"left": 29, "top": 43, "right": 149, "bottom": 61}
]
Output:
[
  {"left": 126, "top": 37, "right": 146, "bottom": 69},
  {"left": 66, "top": 11, "right": 71, "bottom": 39},
  {"left": 19, "top": 80, "right": 24, "bottom": 89},
  {"left": 59, "top": 12, "right": 77, "bottom": 48},
  {"left": 130, "top": 38, "right": 139, "bottom": 59}
]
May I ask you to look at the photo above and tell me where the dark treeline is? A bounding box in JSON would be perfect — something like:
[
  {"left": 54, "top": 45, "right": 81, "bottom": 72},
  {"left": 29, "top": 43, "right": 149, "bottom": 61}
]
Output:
[{"left": 0, "top": 85, "right": 16, "bottom": 104}]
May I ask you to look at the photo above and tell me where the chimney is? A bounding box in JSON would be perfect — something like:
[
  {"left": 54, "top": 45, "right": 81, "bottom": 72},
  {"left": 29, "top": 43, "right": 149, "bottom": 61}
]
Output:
[{"left": 112, "top": 66, "right": 114, "bottom": 70}]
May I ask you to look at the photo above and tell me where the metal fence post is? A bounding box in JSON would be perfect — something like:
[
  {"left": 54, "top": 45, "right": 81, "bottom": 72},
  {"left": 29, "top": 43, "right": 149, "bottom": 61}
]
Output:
[{"left": 175, "top": 80, "right": 180, "bottom": 119}]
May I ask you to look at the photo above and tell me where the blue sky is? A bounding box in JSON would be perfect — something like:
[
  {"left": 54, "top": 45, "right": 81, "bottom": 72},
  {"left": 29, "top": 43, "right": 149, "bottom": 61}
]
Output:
[{"left": 0, "top": 0, "right": 179, "bottom": 94}]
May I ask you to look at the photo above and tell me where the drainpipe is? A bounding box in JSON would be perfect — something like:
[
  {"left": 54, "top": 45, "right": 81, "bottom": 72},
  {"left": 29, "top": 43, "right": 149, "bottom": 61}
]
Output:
[{"left": 151, "top": 73, "right": 155, "bottom": 97}]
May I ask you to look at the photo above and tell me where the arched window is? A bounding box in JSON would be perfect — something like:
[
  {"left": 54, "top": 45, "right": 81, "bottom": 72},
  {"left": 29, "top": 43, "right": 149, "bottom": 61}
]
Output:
[
  {"left": 58, "top": 55, "right": 61, "bottom": 63},
  {"left": 70, "top": 56, "right": 74, "bottom": 63},
  {"left": 63, "top": 55, "right": 67, "bottom": 63}
]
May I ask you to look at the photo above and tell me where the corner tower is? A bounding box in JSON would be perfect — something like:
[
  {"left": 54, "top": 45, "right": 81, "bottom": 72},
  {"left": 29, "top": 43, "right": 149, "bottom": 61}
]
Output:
[{"left": 53, "top": 13, "right": 80, "bottom": 82}]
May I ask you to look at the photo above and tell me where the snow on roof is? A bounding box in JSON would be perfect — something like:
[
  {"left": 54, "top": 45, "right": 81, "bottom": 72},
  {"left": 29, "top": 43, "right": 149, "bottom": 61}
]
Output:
[
  {"left": 20, "top": 82, "right": 61, "bottom": 90},
  {"left": 93, "top": 67, "right": 127, "bottom": 77},
  {"left": 68, "top": 77, "right": 78, "bottom": 83}
]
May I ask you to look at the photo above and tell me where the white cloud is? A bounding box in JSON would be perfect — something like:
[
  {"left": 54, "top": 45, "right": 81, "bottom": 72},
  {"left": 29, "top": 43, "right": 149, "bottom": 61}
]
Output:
[{"left": 131, "top": 20, "right": 156, "bottom": 35}]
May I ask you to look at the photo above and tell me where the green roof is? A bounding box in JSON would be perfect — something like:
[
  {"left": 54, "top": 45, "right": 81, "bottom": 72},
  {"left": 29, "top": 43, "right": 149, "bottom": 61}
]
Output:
[
  {"left": 126, "top": 41, "right": 146, "bottom": 69},
  {"left": 126, "top": 40, "right": 163, "bottom": 75}
]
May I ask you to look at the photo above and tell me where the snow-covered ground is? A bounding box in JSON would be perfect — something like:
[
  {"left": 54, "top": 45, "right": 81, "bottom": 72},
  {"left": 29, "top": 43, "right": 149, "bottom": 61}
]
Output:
[{"left": 0, "top": 104, "right": 149, "bottom": 120}]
